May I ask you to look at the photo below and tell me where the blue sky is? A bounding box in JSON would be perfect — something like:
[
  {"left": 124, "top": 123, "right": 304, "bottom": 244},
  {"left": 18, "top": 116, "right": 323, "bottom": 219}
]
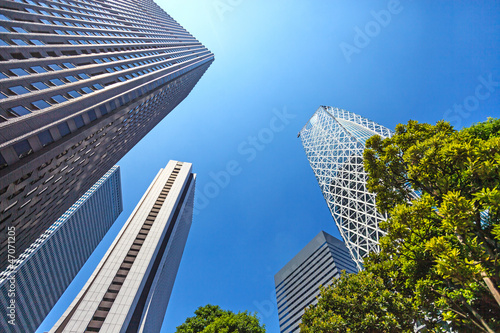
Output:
[{"left": 38, "top": 1, "right": 500, "bottom": 332}]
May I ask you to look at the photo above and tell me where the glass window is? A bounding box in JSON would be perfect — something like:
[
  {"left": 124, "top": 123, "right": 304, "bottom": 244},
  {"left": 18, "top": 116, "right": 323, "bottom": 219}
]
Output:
[
  {"left": 81, "top": 87, "right": 92, "bottom": 94},
  {"left": 12, "top": 27, "right": 28, "bottom": 33},
  {"left": 0, "top": 152, "right": 7, "bottom": 168},
  {"left": 10, "top": 106, "right": 31, "bottom": 116},
  {"left": 67, "top": 90, "right": 81, "bottom": 98},
  {"left": 57, "top": 122, "right": 71, "bottom": 137},
  {"left": 65, "top": 76, "right": 77, "bottom": 82},
  {"left": 32, "top": 82, "right": 49, "bottom": 90},
  {"left": 13, "top": 140, "right": 33, "bottom": 158},
  {"left": 0, "top": 14, "right": 11, "bottom": 21},
  {"left": 48, "top": 64, "right": 62, "bottom": 71},
  {"left": 0, "top": 92, "right": 7, "bottom": 99},
  {"left": 0, "top": 39, "right": 8, "bottom": 46},
  {"left": 12, "top": 39, "right": 28, "bottom": 45},
  {"left": 73, "top": 115, "right": 84, "bottom": 128},
  {"left": 63, "top": 62, "right": 75, "bottom": 68},
  {"left": 50, "top": 78, "right": 64, "bottom": 86},
  {"left": 30, "top": 39, "right": 44, "bottom": 45},
  {"left": 9, "top": 86, "right": 30, "bottom": 95},
  {"left": 11, "top": 68, "right": 29, "bottom": 76},
  {"left": 93, "top": 83, "right": 103, "bottom": 90},
  {"left": 78, "top": 73, "right": 90, "bottom": 79},
  {"left": 87, "top": 109, "right": 97, "bottom": 121},
  {"left": 32, "top": 100, "right": 51, "bottom": 109},
  {"left": 38, "top": 130, "right": 54, "bottom": 147},
  {"left": 99, "top": 104, "right": 107, "bottom": 115},
  {"left": 51, "top": 95, "right": 66, "bottom": 103},
  {"left": 31, "top": 66, "right": 47, "bottom": 73}
]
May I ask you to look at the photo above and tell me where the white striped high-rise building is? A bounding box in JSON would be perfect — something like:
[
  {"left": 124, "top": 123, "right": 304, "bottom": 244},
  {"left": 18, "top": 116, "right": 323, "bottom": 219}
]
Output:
[{"left": 50, "top": 160, "right": 195, "bottom": 333}]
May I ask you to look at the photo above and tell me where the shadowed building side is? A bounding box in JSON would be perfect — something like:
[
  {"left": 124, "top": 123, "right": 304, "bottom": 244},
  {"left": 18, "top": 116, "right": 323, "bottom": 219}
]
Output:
[{"left": 0, "top": 0, "right": 213, "bottom": 270}]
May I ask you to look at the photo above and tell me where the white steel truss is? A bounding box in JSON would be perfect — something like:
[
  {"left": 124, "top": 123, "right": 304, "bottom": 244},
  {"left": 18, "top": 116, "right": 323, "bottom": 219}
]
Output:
[{"left": 299, "top": 106, "right": 392, "bottom": 269}]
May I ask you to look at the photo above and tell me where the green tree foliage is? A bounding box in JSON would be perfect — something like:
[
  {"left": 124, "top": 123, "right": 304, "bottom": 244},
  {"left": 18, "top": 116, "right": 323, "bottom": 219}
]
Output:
[
  {"left": 175, "top": 304, "right": 266, "bottom": 333},
  {"left": 301, "top": 118, "right": 500, "bottom": 333},
  {"left": 362, "top": 118, "right": 500, "bottom": 332},
  {"left": 300, "top": 271, "right": 417, "bottom": 333}
]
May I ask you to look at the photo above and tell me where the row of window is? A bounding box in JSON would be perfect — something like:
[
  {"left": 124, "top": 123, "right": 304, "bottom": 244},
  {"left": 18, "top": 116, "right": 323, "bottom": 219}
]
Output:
[
  {"left": 24, "top": 5, "right": 125, "bottom": 28},
  {"left": 4, "top": 0, "right": 183, "bottom": 36},
  {"left": 15, "top": 0, "right": 112, "bottom": 16},
  {"left": 0, "top": 62, "right": 184, "bottom": 167},
  {"left": 0, "top": 57, "right": 209, "bottom": 187},
  {"left": 5, "top": 83, "right": 102, "bottom": 117}
]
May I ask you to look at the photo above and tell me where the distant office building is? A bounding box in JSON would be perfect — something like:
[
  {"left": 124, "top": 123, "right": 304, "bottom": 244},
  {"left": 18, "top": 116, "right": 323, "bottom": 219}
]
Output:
[
  {"left": 298, "top": 106, "right": 393, "bottom": 269},
  {"left": 0, "top": 0, "right": 213, "bottom": 270},
  {"left": 50, "top": 161, "right": 195, "bottom": 333},
  {"left": 0, "top": 165, "right": 122, "bottom": 333},
  {"left": 275, "top": 231, "right": 357, "bottom": 333}
]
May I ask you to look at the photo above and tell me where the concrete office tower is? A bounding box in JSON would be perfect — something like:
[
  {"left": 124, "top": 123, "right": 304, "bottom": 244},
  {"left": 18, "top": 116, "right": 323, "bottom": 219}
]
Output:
[
  {"left": 0, "top": 165, "right": 122, "bottom": 333},
  {"left": 275, "top": 231, "right": 357, "bottom": 333},
  {"left": 298, "top": 106, "right": 393, "bottom": 269},
  {"left": 50, "top": 161, "right": 195, "bottom": 333},
  {"left": 0, "top": 0, "right": 213, "bottom": 270}
]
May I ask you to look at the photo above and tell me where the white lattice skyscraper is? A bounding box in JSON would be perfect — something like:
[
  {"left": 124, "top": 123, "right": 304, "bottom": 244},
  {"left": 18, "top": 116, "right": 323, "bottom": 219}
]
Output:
[{"left": 298, "top": 106, "right": 393, "bottom": 269}]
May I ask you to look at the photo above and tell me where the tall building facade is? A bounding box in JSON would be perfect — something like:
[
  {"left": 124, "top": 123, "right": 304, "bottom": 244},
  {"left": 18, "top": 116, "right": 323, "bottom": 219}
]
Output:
[
  {"left": 0, "top": 165, "right": 122, "bottom": 333},
  {"left": 298, "top": 106, "right": 393, "bottom": 269},
  {"left": 50, "top": 160, "right": 195, "bottom": 333},
  {"left": 0, "top": 0, "right": 213, "bottom": 269},
  {"left": 275, "top": 231, "right": 358, "bottom": 333}
]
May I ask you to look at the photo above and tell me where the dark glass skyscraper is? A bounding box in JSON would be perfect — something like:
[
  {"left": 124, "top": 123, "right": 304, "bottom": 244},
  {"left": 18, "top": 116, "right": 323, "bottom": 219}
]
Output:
[
  {"left": 0, "top": 0, "right": 213, "bottom": 269},
  {"left": 0, "top": 165, "right": 122, "bottom": 333},
  {"left": 275, "top": 231, "right": 358, "bottom": 333}
]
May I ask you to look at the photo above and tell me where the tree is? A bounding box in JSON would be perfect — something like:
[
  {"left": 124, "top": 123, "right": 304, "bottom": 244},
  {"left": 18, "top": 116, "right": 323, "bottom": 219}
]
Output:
[
  {"left": 300, "top": 118, "right": 500, "bottom": 333},
  {"left": 175, "top": 304, "right": 266, "bottom": 333},
  {"left": 362, "top": 118, "right": 500, "bottom": 332},
  {"left": 300, "top": 270, "right": 417, "bottom": 333}
]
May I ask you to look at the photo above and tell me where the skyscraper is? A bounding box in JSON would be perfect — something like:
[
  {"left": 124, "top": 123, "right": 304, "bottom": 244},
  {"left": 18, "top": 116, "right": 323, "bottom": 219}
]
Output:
[
  {"left": 275, "top": 231, "right": 358, "bottom": 333},
  {"left": 50, "top": 160, "right": 195, "bottom": 333},
  {"left": 0, "top": 0, "right": 213, "bottom": 269},
  {"left": 298, "top": 106, "right": 393, "bottom": 269},
  {"left": 0, "top": 165, "right": 122, "bottom": 333}
]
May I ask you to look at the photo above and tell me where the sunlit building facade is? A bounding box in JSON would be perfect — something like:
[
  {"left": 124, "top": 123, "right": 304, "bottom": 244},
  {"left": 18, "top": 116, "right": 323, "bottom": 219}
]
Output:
[
  {"left": 0, "top": 0, "right": 213, "bottom": 269},
  {"left": 0, "top": 165, "right": 122, "bottom": 333},
  {"left": 298, "top": 106, "right": 392, "bottom": 269},
  {"left": 50, "top": 161, "right": 195, "bottom": 333},
  {"left": 275, "top": 231, "right": 357, "bottom": 333}
]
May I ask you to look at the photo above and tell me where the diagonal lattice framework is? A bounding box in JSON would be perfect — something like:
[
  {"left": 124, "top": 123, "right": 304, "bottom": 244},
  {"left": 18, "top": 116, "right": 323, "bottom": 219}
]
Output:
[{"left": 298, "top": 106, "right": 393, "bottom": 269}]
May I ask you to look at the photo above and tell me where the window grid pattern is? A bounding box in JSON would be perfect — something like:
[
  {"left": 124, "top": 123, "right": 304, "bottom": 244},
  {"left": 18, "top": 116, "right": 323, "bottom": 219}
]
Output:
[
  {"left": 0, "top": 0, "right": 213, "bottom": 271},
  {"left": 274, "top": 232, "right": 357, "bottom": 333},
  {"left": 0, "top": 166, "right": 122, "bottom": 333},
  {"left": 298, "top": 106, "right": 393, "bottom": 269}
]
